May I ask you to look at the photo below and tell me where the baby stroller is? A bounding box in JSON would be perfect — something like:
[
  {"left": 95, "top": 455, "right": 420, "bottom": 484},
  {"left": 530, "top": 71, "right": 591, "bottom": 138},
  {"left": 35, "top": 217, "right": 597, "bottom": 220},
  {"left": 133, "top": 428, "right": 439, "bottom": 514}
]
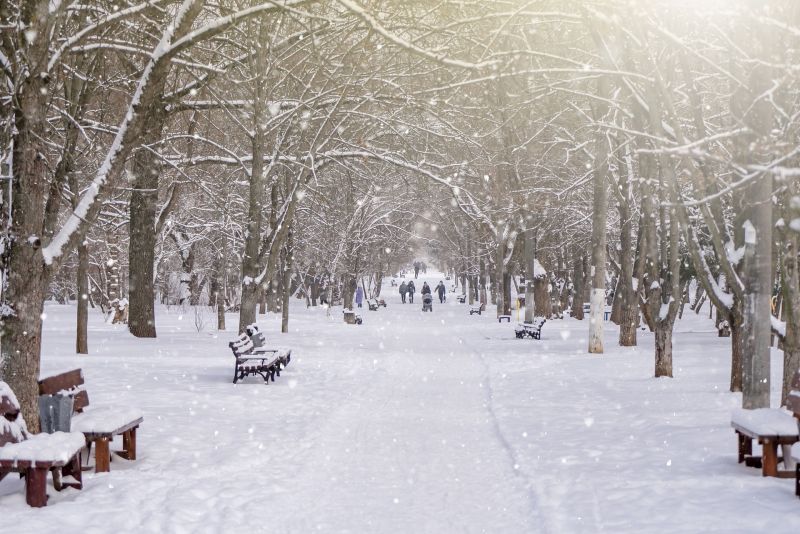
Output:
[{"left": 422, "top": 293, "right": 433, "bottom": 312}]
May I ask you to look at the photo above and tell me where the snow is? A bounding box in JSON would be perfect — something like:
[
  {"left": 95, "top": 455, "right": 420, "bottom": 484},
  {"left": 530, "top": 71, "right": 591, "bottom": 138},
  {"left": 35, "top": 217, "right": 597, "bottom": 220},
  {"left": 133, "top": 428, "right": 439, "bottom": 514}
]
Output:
[
  {"left": 742, "top": 219, "right": 756, "bottom": 245},
  {"left": 731, "top": 408, "right": 799, "bottom": 438},
  {"left": 0, "top": 431, "right": 84, "bottom": 465},
  {"left": 533, "top": 258, "right": 546, "bottom": 278},
  {"left": 2, "top": 272, "right": 800, "bottom": 531}
]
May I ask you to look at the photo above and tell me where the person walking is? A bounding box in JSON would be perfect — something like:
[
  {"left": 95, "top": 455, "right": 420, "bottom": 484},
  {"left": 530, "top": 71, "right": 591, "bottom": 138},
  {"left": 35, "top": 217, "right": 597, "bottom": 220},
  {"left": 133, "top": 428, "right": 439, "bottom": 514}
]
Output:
[
  {"left": 421, "top": 281, "right": 431, "bottom": 296},
  {"left": 399, "top": 281, "right": 408, "bottom": 303},
  {"left": 407, "top": 280, "right": 416, "bottom": 303},
  {"left": 414, "top": 262, "right": 420, "bottom": 279},
  {"left": 355, "top": 286, "right": 364, "bottom": 308},
  {"left": 435, "top": 281, "right": 446, "bottom": 303}
]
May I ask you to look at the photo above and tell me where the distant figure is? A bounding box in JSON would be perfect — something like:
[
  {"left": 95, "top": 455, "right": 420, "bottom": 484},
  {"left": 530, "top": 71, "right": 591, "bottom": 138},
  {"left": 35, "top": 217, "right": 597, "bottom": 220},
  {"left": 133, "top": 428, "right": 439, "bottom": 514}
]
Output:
[
  {"left": 399, "top": 281, "right": 408, "bottom": 303},
  {"left": 355, "top": 286, "right": 364, "bottom": 308},
  {"left": 435, "top": 281, "right": 446, "bottom": 303},
  {"left": 407, "top": 280, "right": 416, "bottom": 303},
  {"left": 414, "top": 262, "right": 420, "bottom": 279}
]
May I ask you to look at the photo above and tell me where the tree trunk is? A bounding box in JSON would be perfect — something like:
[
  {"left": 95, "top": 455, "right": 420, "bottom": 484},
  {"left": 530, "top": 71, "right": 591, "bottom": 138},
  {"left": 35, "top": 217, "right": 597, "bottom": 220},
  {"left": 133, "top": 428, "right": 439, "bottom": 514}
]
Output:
[
  {"left": 730, "top": 310, "right": 744, "bottom": 392},
  {"left": 572, "top": 255, "right": 585, "bottom": 320},
  {"left": 741, "top": 183, "right": 772, "bottom": 409},
  {"left": 654, "top": 319, "right": 674, "bottom": 378},
  {"left": 495, "top": 241, "right": 505, "bottom": 317},
  {"left": 76, "top": 243, "right": 89, "bottom": 354},
  {"left": 524, "top": 231, "right": 536, "bottom": 323},
  {"left": 281, "top": 230, "right": 293, "bottom": 333},
  {"left": 534, "top": 276, "right": 549, "bottom": 318},
  {"left": 128, "top": 132, "right": 162, "bottom": 338}
]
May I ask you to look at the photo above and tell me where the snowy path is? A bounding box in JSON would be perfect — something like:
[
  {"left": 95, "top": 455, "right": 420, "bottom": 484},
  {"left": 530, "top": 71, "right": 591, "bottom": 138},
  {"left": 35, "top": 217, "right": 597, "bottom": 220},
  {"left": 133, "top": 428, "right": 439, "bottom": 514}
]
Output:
[{"left": 2, "top": 271, "right": 800, "bottom": 533}]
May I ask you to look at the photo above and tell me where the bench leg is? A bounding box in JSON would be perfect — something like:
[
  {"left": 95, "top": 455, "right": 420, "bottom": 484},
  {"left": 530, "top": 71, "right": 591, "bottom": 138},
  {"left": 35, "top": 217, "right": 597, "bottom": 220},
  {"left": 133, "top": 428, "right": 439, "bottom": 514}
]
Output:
[
  {"left": 737, "top": 432, "right": 752, "bottom": 463},
  {"left": 118, "top": 427, "right": 137, "bottom": 461},
  {"left": 796, "top": 464, "right": 799, "bottom": 497},
  {"left": 25, "top": 467, "right": 48, "bottom": 507},
  {"left": 65, "top": 453, "right": 83, "bottom": 489},
  {"left": 762, "top": 439, "right": 778, "bottom": 477},
  {"left": 95, "top": 438, "right": 111, "bottom": 473}
]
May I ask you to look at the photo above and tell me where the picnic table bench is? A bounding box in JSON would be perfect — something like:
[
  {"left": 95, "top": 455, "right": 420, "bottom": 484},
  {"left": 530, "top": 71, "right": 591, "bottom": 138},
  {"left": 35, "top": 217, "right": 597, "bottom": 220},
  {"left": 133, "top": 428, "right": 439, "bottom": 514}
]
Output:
[
  {"left": 515, "top": 317, "right": 546, "bottom": 340},
  {"left": 38, "top": 369, "right": 144, "bottom": 474},
  {"left": 731, "top": 371, "right": 800, "bottom": 479},
  {"left": 1, "top": 382, "right": 85, "bottom": 507}
]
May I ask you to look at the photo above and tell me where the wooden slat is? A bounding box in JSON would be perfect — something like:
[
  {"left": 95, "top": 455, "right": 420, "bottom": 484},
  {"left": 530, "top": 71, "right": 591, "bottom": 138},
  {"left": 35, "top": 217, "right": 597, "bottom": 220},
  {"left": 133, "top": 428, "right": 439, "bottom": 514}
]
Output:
[
  {"left": 38, "top": 369, "right": 83, "bottom": 395},
  {"left": 72, "top": 390, "right": 90, "bottom": 413}
]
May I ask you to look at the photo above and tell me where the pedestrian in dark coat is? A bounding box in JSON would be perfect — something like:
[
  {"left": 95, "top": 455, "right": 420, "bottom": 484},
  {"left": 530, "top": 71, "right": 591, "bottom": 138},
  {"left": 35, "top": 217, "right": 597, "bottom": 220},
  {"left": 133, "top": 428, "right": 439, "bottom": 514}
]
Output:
[
  {"left": 407, "top": 281, "right": 416, "bottom": 303},
  {"left": 399, "top": 282, "right": 407, "bottom": 303},
  {"left": 435, "top": 281, "right": 446, "bottom": 303}
]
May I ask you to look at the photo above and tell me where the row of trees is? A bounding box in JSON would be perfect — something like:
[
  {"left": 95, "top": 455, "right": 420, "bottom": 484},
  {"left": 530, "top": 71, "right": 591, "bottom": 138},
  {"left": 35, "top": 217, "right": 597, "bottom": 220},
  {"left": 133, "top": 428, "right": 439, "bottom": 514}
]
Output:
[{"left": 2, "top": 1, "right": 798, "bottom": 429}]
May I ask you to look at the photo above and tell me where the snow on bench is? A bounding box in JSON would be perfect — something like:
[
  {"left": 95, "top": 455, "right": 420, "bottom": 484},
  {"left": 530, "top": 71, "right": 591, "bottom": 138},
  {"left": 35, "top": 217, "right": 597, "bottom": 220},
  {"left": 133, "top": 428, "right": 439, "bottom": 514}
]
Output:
[
  {"left": 72, "top": 407, "right": 145, "bottom": 435},
  {"left": 469, "top": 304, "right": 484, "bottom": 315},
  {"left": 0, "top": 431, "right": 85, "bottom": 465},
  {"left": 731, "top": 408, "right": 799, "bottom": 438}
]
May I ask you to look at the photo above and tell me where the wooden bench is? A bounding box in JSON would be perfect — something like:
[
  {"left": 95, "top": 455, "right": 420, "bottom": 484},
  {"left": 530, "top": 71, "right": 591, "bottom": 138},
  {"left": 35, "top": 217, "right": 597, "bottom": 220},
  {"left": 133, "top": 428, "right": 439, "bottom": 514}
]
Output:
[
  {"left": 469, "top": 303, "right": 484, "bottom": 315},
  {"left": 456, "top": 294, "right": 466, "bottom": 304},
  {"left": 498, "top": 315, "right": 511, "bottom": 323},
  {"left": 1, "top": 381, "right": 85, "bottom": 507},
  {"left": 515, "top": 318, "right": 546, "bottom": 339},
  {"left": 367, "top": 299, "right": 379, "bottom": 311},
  {"left": 38, "top": 369, "right": 144, "bottom": 474}
]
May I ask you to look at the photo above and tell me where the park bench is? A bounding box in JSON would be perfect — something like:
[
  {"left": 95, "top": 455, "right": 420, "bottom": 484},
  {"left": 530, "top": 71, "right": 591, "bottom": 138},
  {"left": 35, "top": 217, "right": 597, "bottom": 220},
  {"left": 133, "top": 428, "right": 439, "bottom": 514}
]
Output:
[
  {"left": 230, "top": 332, "right": 289, "bottom": 384},
  {"left": 456, "top": 294, "right": 466, "bottom": 304},
  {"left": 731, "top": 370, "right": 800, "bottom": 478},
  {"left": 367, "top": 299, "right": 379, "bottom": 311},
  {"left": 469, "top": 303, "right": 484, "bottom": 315},
  {"left": 1, "top": 381, "right": 85, "bottom": 507},
  {"left": 498, "top": 315, "right": 511, "bottom": 323},
  {"left": 515, "top": 317, "right": 547, "bottom": 339},
  {"left": 38, "top": 369, "right": 144, "bottom": 474}
]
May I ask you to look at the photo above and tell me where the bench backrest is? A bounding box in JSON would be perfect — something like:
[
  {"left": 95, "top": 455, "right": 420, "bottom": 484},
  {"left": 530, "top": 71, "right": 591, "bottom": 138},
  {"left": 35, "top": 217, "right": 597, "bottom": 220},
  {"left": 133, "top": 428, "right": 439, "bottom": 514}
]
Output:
[
  {"left": 38, "top": 369, "right": 89, "bottom": 414},
  {"left": 245, "top": 323, "right": 267, "bottom": 348},
  {"left": 229, "top": 333, "right": 254, "bottom": 357}
]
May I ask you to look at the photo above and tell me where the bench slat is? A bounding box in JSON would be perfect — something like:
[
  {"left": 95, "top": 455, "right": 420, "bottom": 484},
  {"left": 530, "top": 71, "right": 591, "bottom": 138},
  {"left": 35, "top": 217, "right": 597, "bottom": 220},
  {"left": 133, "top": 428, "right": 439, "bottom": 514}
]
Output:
[{"left": 38, "top": 369, "right": 84, "bottom": 396}]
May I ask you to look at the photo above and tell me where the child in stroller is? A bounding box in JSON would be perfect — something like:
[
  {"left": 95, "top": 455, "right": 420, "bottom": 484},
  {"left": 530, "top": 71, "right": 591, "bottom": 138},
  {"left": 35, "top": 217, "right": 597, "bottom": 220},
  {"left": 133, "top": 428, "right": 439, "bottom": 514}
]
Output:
[{"left": 422, "top": 292, "right": 433, "bottom": 312}]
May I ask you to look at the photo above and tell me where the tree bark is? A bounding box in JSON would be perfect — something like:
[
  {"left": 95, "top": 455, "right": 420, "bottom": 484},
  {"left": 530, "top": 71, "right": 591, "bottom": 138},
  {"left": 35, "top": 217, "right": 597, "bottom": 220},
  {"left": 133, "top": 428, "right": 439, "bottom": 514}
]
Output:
[
  {"left": 524, "top": 230, "right": 536, "bottom": 323},
  {"left": 281, "top": 229, "right": 293, "bottom": 333},
  {"left": 128, "top": 128, "right": 163, "bottom": 338},
  {"left": 76, "top": 243, "right": 89, "bottom": 354}
]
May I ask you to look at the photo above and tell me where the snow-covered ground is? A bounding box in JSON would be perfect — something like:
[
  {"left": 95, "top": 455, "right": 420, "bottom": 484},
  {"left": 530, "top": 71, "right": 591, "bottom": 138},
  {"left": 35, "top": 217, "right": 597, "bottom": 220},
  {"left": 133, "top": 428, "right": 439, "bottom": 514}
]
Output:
[{"left": 2, "top": 270, "right": 799, "bottom": 533}]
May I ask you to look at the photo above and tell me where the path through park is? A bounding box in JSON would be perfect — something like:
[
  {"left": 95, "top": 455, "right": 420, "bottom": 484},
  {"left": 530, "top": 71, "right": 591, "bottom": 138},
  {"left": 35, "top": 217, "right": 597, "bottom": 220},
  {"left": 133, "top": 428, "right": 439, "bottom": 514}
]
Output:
[{"left": 2, "top": 271, "right": 799, "bottom": 533}]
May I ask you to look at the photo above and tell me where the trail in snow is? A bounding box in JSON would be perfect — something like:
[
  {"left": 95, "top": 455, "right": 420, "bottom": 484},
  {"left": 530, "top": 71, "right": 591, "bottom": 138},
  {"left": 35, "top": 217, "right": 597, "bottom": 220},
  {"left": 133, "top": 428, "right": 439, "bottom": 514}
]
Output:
[{"left": 2, "top": 269, "right": 800, "bottom": 533}]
